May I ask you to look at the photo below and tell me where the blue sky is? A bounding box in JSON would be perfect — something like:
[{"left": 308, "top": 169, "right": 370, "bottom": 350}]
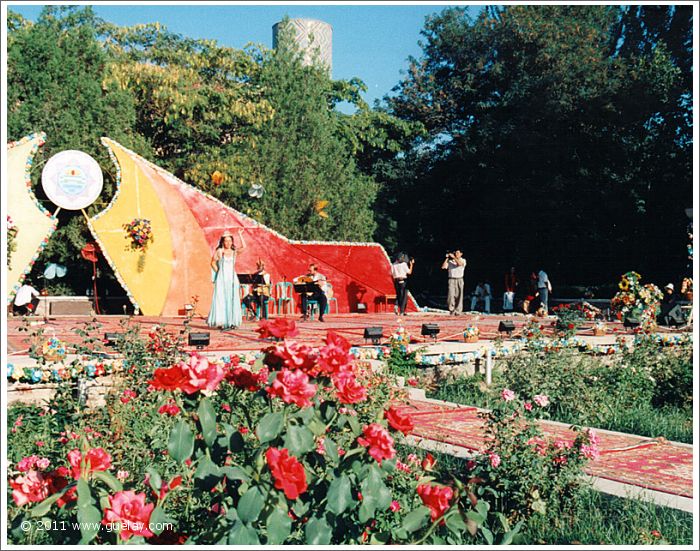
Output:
[{"left": 8, "top": 2, "right": 484, "bottom": 107}]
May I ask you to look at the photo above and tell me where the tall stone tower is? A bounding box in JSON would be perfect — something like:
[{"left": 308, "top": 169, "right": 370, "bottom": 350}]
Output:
[{"left": 272, "top": 18, "right": 333, "bottom": 73}]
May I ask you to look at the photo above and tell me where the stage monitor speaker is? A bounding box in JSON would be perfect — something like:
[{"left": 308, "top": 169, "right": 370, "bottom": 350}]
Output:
[
  {"left": 623, "top": 317, "right": 641, "bottom": 329},
  {"left": 363, "top": 326, "right": 383, "bottom": 345},
  {"left": 498, "top": 321, "right": 515, "bottom": 334},
  {"left": 356, "top": 302, "right": 367, "bottom": 313},
  {"left": 104, "top": 332, "right": 123, "bottom": 346},
  {"left": 188, "top": 332, "right": 210, "bottom": 348},
  {"left": 421, "top": 323, "right": 440, "bottom": 339}
]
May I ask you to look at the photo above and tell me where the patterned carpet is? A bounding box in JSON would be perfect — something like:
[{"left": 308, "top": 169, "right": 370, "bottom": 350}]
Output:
[
  {"left": 7, "top": 311, "right": 572, "bottom": 354},
  {"left": 396, "top": 400, "right": 693, "bottom": 499}
]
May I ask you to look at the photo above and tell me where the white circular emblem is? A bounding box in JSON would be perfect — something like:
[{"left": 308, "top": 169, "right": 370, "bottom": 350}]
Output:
[{"left": 41, "top": 150, "right": 103, "bottom": 210}]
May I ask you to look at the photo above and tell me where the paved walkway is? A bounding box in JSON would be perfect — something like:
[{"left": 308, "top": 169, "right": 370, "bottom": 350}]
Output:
[{"left": 397, "top": 392, "right": 693, "bottom": 512}]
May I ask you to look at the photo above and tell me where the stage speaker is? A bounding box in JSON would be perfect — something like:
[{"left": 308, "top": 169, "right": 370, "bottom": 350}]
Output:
[
  {"left": 188, "top": 332, "right": 210, "bottom": 348},
  {"left": 363, "top": 326, "right": 383, "bottom": 345},
  {"left": 498, "top": 321, "right": 515, "bottom": 334},
  {"left": 356, "top": 302, "right": 367, "bottom": 313},
  {"left": 665, "top": 305, "right": 686, "bottom": 326},
  {"left": 623, "top": 317, "right": 641, "bottom": 329},
  {"left": 104, "top": 332, "right": 123, "bottom": 346},
  {"left": 421, "top": 323, "right": 440, "bottom": 339}
]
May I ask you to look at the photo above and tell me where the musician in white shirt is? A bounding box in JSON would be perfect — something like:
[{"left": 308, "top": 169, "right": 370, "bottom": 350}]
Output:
[
  {"left": 294, "top": 264, "right": 328, "bottom": 322},
  {"left": 391, "top": 254, "right": 414, "bottom": 315}
]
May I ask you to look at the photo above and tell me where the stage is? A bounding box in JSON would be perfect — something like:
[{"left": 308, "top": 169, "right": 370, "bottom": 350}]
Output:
[{"left": 6, "top": 310, "right": 634, "bottom": 356}]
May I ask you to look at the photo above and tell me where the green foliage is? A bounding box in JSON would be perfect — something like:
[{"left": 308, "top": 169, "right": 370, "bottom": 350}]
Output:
[
  {"left": 379, "top": 4, "right": 692, "bottom": 289},
  {"left": 430, "top": 340, "right": 693, "bottom": 442}
]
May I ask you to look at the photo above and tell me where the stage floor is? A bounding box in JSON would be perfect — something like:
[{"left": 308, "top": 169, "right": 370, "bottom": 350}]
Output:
[{"left": 6, "top": 311, "right": 631, "bottom": 355}]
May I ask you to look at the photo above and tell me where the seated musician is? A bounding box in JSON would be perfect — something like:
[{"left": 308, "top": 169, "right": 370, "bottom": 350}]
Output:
[
  {"left": 294, "top": 263, "right": 328, "bottom": 322},
  {"left": 242, "top": 259, "right": 272, "bottom": 320}
]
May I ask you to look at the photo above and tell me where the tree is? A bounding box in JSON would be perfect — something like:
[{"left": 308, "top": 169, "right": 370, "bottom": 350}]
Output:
[
  {"left": 7, "top": 6, "right": 150, "bottom": 296},
  {"left": 382, "top": 5, "right": 691, "bottom": 293}
]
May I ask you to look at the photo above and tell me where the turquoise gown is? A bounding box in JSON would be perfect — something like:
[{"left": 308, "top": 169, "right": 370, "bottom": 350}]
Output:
[{"left": 207, "top": 251, "right": 242, "bottom": 329}]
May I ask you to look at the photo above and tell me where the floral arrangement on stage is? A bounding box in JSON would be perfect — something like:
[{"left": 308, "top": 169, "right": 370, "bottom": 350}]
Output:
[
  {"left": 7, "top": 215, "right": 18, "bottom": 268},
  {"left": 611, "top": 271, "right": 663, "bottom": 329},
  {"left": 40, "top": 337, "right": 67, "bottom": 363},
  {"left": 123, "top": 218, "right": 154, "bottom": 252},
  {"left": 463, "top": 325, "right": 480, "bottom": 342},
  {"left": 389, "top": 325, "right": 411, "bottom": 349}
]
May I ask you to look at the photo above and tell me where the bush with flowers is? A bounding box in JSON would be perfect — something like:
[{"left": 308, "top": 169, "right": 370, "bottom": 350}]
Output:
[
  {"left": 551, "top": 302, "right": 597, "bottom": 337},
  {"left": 8, "top": 320, "right": 527, "bottom": 545},
  {"left": 611, "top": 271, "right": 663, "bottom": 329},
  {"left": 467, "top": 388, "right": 599, "bottom": 524},
  {"left": 123, "top": 218, "right": 154, "bottom": 252}
]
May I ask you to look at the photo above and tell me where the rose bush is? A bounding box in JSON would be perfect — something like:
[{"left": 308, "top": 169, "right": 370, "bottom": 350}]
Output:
[{"left": 8, "top": 321, "right": 524, "bottom": 544}]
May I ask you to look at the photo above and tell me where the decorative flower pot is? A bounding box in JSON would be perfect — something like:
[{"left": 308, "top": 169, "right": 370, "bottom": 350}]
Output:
[
  {"left": 593, "top": 328, "right": 607, "bottom": 336},
  {"left": 464, "top": 335, "right": 478, "bottom": 343}
]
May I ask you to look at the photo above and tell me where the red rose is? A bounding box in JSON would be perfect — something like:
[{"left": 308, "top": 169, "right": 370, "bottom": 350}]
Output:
[
  {"left": 267, "top": 341, "right": 318, "bottom": 376},
  {"left": 102, "top": 490, "right": 154, "bottom": 541},
  {"left": 357, "top": 423, "right": 396, "bottom": 464},
  {"left": 255, "top": 318, "right": 299, "bottom": 340},
  {"left": 226, "top": 366, "right": 261, "bottom": 391},
  {"left": 567, "top": 323, "right": 575, "bottom": 330},
  {"left": 265, "top": 447, "right": 308, "bottom": 500},
  {"left": 68, "top": 447, "right": 112, "bottom": 479},
  {"left": 417, "top": 484, "right": 453, "bottom": 521},
  {"left": 324, "top": 330, "right": 352, "bottom": 352},
  {"left": 333, "top": 371, "right": 367, "bottom": 404},
  {"left": 10, "top": 470, "right": 51, "bottom": 506},
  {"left": 267, "top": 369, "right": 317, "bottom": 408},
  {"left": 317, "top": 342, "right": 355, "bottom": 377},
  {"left": 158, "top": 400, "right": 180, "bottom": 416},
  {"left": 149, "top": 364, "right": 190, "bottom": 392},
  {"left": 384, "top": 406, "right": 414, "bottom": 435},
  {"left": 421, "top": 453, "right": 436, "bottom": 471}
]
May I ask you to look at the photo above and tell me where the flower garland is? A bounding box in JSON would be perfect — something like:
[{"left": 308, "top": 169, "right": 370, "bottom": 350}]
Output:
[
  {"left": 123, "top": 218, "right": 154, "bottom": 252},
  {"left": 7, "top": 215, "right": 18, "bottom": 269},
  {"left": 7, "top": 359, "right": 123, "bottom": 385}
]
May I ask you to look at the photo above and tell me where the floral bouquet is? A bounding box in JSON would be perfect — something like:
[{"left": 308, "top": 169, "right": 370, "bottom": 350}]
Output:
[
  {"left": 41, "top": 337, "right": 67, "bottom": 363},
  {"left": 390, "top": 325, "right": 411, "bottom": 349},
  {"left": 7, "top": 215, "right": 18, "bottom": 268},
  {"left": 593, "top": 320, "right": 607, "bottom": 336},
  {"left": 611, "top": 271, "right": 663, "bottom": 329},
  {"left": 463, "top": 325, "right": 480, "bottom": 342},
  {"left": 123, "top": 218, "right": 154, "bottom": 253}
]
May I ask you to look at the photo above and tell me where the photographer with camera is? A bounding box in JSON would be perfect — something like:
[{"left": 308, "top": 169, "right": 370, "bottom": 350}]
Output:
[
  {"left": 391, "top": 253, "right": 414, "bottom": 315},
  {"left": 441, "top": 249, "right": 466, "bottom": 315}
]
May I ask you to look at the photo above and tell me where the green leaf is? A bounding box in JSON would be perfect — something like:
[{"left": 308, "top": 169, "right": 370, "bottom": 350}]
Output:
[
  {"left": 221, "top": 465, "right": 251, "bottom": 482},
  {"left": 324, "top": 437, "right": 339, "bottom": 463},
  {"left": 194, "top": 455, "right": 222, "bottom": 491},
  {"left": 445, "top": 511, "right": 466, "bottom": 535},
  {"left": 481, "top": 526, "right": 494, "bottom": 545},
  {"left": 76, "top": 478, "right": 94, "bottom": 508},
  {"left": 266, "top": 508, "right": 292, "bottom": 544},
  {"left": 326, "top": 474, "right": 353, "bottom": 515},
  {"left": 93, "top": 471, "right": 123, "bottom": 493},
  {"left": 401, "top": 506, "right": 429, "bottom": 533},
  {"left": 145, "top": 466, "right": 162, "bottom": 495},
  {"left": 257, "top": 411, "right": 284, "bottom": 443},
  {"left": 149, "top": 506, "right": 172, "bottom": 536},
  {"left": 198, "top": 397, "right": 218, "bottom": 448},
  {"left": 347, "top": 414, "right": 361, "bottom": 435},
  {"left": 29, "top": 491, "right": 65, "bottom": 518},
  {"left": 77, "top": 503, "right": 102, "bottom": 543},
  {"left": 359, "top": 465, "right": 391, "bottom": 519},
  {"left": 237, "top": 486, "right": 265, "bottom": 523},
  {"left": 305, "top": 516, "right": 332, "bottom": 545},
  {"left": 227, "top": 521, "right": 261, "bottom": 545},
  {"left": 168, "top": 419, "right": 195, "bottom": 464},
  {"left": 283, "top": 424, "right": 315, "bottom": 456}
]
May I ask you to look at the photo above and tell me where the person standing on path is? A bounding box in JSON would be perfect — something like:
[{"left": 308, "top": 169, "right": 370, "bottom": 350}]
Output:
[
  {"left": 537, "top": 268, "right": 552, "bottom": 314},
  {"left": 391, "top": 253, "right": 414, "bottom": 315},
  {"left": 441, "top": 250, "right": 466, "bottom": 315}
]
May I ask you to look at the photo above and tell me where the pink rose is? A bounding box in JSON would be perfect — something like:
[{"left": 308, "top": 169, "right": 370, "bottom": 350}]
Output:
[
  {"left": 36, "top": 458, "right": 51, "bottom": 470},
  {"left": 68, "top": 447, "right": 112, "bottom": 479},
  {"left": 390, "top": 500, "right": 401, "bottom": 512},
  {"left": 333, "top": 371, "right": 368, "bottom": 404},
  {"left": 533, "top": 394, "right": 550, "bottom": 407},
  {"left": 102, "top": 490, "right": 154, "bottom": 541},
  {"left": 524, "top": 401, "right": 533, "bottom": 411},
  {"left": 488, "top": 452, "right": 501, "bottom": 468},
  {"left": 501, "top": 388, "right": 515, "bottom": 402},
  {"left": 358, "top": 423, "right": 396, "bottom": 464},
  {"left": 10, "top": 471, "right": 50, "bottom": 506},
  {"left": 17, "top": 455, "right": 40, "bottom": 472},
  {"left": 580, "top": 444, "right": 600, "bottom": 461},
  {"left": 267, "top": 369, "right": 317, "bottom": 408}
]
